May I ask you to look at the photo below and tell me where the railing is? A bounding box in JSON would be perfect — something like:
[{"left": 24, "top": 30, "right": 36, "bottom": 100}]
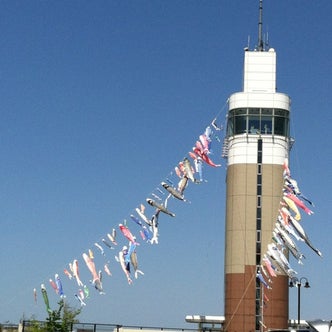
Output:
[{"left": 20, "top": 321, "right": 200, "bottom": 332}]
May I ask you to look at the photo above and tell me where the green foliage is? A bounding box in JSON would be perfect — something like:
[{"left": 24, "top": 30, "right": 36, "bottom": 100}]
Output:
[
  {"left": 25, "top": 300, "right": 81, "bottom": 332},
  {"left": 24, "top": 319, "right": 45, "bottom": 332}
]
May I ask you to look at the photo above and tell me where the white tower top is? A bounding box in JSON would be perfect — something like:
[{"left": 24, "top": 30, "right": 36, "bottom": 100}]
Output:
[
  {"left": 243, "top": 49, "right": 276, "bottom": 93},
  {"left": 225, "top": 20, "right": 291, "bottom": 166}
]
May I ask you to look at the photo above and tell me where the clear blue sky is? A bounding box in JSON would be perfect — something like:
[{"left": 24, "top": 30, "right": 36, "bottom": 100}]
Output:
[{"left": 0, "top": 0, "right": 331, "bottom": 327}]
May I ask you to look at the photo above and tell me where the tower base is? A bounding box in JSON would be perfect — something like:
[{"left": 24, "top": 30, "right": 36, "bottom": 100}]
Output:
[{"left": 224, "top": 266, "right": 288, "bottom": 332}]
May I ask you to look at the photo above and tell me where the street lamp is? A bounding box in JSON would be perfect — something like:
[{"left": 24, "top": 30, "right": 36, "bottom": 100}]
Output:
[{"left": 289, "top": 277, "right": 310, "bottom": 326}]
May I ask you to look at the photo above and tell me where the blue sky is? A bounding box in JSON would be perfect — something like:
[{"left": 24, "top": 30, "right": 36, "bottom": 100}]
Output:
[{"left": 0, "top": 0, "right": 331, "bottom": 328}]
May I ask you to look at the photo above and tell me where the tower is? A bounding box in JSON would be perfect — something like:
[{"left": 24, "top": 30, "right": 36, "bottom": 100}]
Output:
[{"left": 223, "top": 1, "right": 291, "bottom": 331}]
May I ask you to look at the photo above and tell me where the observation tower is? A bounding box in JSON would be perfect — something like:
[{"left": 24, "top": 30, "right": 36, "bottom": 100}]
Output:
[{"left": 223, "top": 1, "right": 292, "bottom": 331}]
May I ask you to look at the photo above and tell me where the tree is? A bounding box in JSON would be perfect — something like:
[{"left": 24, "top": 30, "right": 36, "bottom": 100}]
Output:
[{"left": 25, "top": 300, "right": 81, "bottom": 331}]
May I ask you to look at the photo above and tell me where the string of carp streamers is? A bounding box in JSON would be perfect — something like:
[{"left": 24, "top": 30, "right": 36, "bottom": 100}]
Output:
[{"left": 33, "top": 118, "right": 321, "bottom": 313}]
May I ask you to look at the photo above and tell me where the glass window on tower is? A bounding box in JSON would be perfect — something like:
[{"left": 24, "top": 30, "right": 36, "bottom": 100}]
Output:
[
  {"left": 261, "top": 117, "right": 272, "bottom": 134},
  {"left": 227, "top": 117, "right": 234, "bottom": 136},
  {"left": 248, "top": 116, "right": 260, "bottom": 134},
  {"left": 234, "top": 115, "right": 247, "bottom": 134},
  {"left": 227, "top": 107, "right": 289, "bottom": 137},
  {"left": 274, "top": 109, "right": 289, "bottom": 136},
  {"left": 275, "top": 117, "right": 286, "bottom": 135},
  {"left": 261, "top": 109, "right": 273, "bottom": 134}
]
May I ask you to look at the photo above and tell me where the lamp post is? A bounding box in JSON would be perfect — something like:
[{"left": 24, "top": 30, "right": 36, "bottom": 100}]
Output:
[{"left": 289, "top": 277, "right": 310, "bottom": 326}]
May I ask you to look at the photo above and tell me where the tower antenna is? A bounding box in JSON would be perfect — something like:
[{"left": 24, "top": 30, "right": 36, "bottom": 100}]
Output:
[{"left": 257, "top": 0, "right": 264, "bottom": 51}]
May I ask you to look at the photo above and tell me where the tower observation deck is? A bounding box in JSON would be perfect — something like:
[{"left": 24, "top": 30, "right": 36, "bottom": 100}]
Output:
[{"left": 223, "top": 1, "right": 292, "bottom": 331}]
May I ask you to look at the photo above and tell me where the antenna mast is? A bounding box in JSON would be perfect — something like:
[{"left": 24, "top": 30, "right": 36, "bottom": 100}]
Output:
[{"left": 257, "top": 0, "right": 264, "bottom": 51}]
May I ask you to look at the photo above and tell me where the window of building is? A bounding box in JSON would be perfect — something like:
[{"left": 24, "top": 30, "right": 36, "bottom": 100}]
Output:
[
  {"left": 274, "top": 116, "right": 289, "bottom": 136},
  {"left": 227, "top": 107, "right": 290, "bottom": 137},
  {"left": 234, "top": 116, "right": 247, "bottom": 134},
  {"left": 248, "top": 116, "right": 260, "bottom": 134},
  {"left": 257, "top": 196, "right": 261, "bottom": 207}
]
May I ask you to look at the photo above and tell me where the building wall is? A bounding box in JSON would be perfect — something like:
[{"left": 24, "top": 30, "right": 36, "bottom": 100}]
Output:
[{"left": 224, "top": 152, "right": 288, "bottom": 331}]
